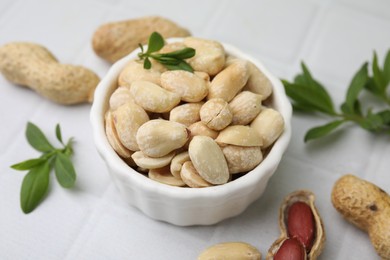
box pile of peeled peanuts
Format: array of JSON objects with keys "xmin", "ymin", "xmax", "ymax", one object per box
[{"xmin": 104, "ymin": 37, "xmax": 285, "ymax": 188}]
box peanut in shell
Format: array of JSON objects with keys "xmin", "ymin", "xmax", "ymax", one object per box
[{"xmin": 331, "ymin": 174, "xmax": 390, "ymax": 259}]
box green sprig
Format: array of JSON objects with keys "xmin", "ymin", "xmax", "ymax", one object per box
[
  {"xmin": 138, "ymin": 32, "xmax": 195, "ymax": 72},
  {"xmin": 283, "ymin": 50, "xmax": 390, "ymax": 142},
  {"xmin": 11, "ymin": 122, "xmax": 76, "ymax": 213}
]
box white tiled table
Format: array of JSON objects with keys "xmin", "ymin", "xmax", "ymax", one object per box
[{"xmin": 0, "ymin": 0, "xmax": 389, "ymax": 259}]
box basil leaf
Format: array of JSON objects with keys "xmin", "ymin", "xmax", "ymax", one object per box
[
  {"xmin": 160, "ymin": 48, "xmax": 196, "ymax": 59},
  {"xmin": 342, "ymin": 63, "xmax": 368, "ymax": 114},
  {"xmin": 372, "ymin": 52, "xmax": 386, "ymax": 92},
  {"xmin": 384, "ymin": 50, "xmax": 390, "ymax": 85},
  {"xmin": 304, "ymin": 120, "xmax": 345, "ymax": 142},
  {"xmin": 359, "ymin": 111, "xmax": 383, "ymax": 131},
  {"xmin": 143, "ymin": 57, "xmax": 151, "ymax": 69},
  {"xmin": 26, "ymin": 122, "xmax": 55, "ymax": 152},
  {"xmin": 54, "ymin": 152, "xmax": 76, "ymax": 188},
  {"xmin": 55, "ymin": 124, "xmax": 63, "ymax": 144},
  {"xmin": 20, "ymin": 161, "xmax": 50, "ymax": 214},
  {"xmin": 146, "ymin": 32, "xmax": 164, "ymax": 54},
  {"xmin": 11, "ymin": 158, "xmax": 46, "ymax": 171}
]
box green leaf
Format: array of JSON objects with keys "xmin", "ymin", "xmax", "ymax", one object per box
[
  {"xmin": 290, "ymin": 63, "xmax": 336, "ymax": 114},
  {"xmin": 155, "ymin": 56, "xmax": 182, "ymax": 65},
  {"xmin": 377, "ymin": 110, "xmax": 390, "ymax": 125},
  {"xmin": 20, "ymin": 161, "xmax": 50, "ymax": 214},
  {"xmin": 359, "ymin": 111, "xmax": 384, "ymax": 131},
  {"xmin": 26, "ymin": 122, "xmax": 55, "ymax": 152},
  {"xmin": 11, "ymin": 158, "xmax": 46, "ymax": 171},
  {"xmin": 160, "ymin": 48, "xmax": 196, "ymax": 59},
  {"xmin": 164, "ymin": 61, "xmax": 194, "ymax": 72},
  {"xmin": 143, "ymin": 57, "xmax": 151, "ymax": 69},
  {"xmin": 384, "ymin": 50, "xmax": 390, "ymax": 84},
  {"xmin": 283, "ymin": 80, "xmax": 336, "ymax": 115},
  {"xmin": 54, "ymin": 152, "xmax": 76, "ymax": 188},
  {"xmin": 138, "ymin": 43, "xmax": 144, "ymax": 54},
  {"xmin": 304, "ymin": 120, "xmax": 345, "ymax": 142},
  {"xmin": 55, "ymin": 124, "xmax": 63, "ymax": 144},
  {"xmin": 343, "ymin": 63, "xmax": 368, "ymax": 114},
  {"xmin": 372, "ymin": 51, "xmax": 386, "ymax": 92},
  {"xmin": 146, "ymin": 32, "xmax": 164, "ymax": 54},
  {"xmin": 364, "ymin": 77, "xmax": 382, "ymax": 96}
]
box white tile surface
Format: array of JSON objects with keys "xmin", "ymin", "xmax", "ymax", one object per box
[{"xmin": 0, "ymin": 0, "xmax": 389, "ymax": 259}]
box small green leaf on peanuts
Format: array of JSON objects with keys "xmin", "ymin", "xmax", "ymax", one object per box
[
  {"xmin": 160, "ymin": 48, "xmax": 196, "ymax": 59},
  {"xmin": 146, "ymin": 32, "xmax": 165, "ymax": 54},
  {"xmin": 143, "ymin": 57, "xmax": 151, "ymax": 69}
]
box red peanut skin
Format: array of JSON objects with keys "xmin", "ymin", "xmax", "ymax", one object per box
[
  {"xmin": 287, "ymin": 202, "xmax": 315, "ymax": 251},
  {"xmin": 274, "ymin": 238, "xmax": 305, "ymax": 260}
]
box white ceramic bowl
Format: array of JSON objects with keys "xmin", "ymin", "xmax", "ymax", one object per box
[{"xmin": 90, "ymin": 38, "xmax": 292, "ymax": 226}]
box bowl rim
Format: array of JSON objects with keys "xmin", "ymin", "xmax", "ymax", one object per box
[{"xmin": 90, "ymin": 37, "xmax": 292, "ymax": 200}]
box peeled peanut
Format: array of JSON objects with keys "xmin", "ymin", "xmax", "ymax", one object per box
[
  {"xmin": 170, "ymin": 151, "xmax": 190, "ymax": 179},
  {"xmin": 130, "ymin": 80, "xmax": 180, "ymax": 113},
  {"xmin": 267, "ymin": 190, "xmax": 325, "ymax": 260},
  {"xmin": 136, "ymin": 119, "xmax": 189, "ymax": 157},
  {"xmin": 112, "ymin": 102, "xmax": 149, "ymax": 151},
  {"xmin": 229, "ymin": 91, "xmax": 262, "ymax": 125},
  {"xmin": 180, "ymin": 161, "xmax": 212, "ymax": 188},
  {"xmin": 244, "ymin": 61, "xmax": 273, "ymax": 100},
  {"xmin": 131, "ymin": 151, "xmax": 175, "ymax": 169},
  {"xmin": 200, "ymin": 98, "xmax": 233, "ymax": 131},
  {"xmin": 188, "ymin": 121, "xmax": 219, "ymax": 140},
  {"xmin": 92, "ymin": 16, "xmax": 190, "ymax": 63},
  {"xmin": 118, "ymin": 60, "xmax": 163, "ymax": 87},
  {"xmin": 273, "ymin": 238, "xmax": 305, "ymax": 260},
  {"xmin": 332, "ymin": 175, "xmax": 390, "ymax": 259},
  {"xmin": 221, "ymin": 145, "xmax": 263, "ymax": 174},
  {"xmin": 104, "ymin": 111, "xmax": 132, "ymax": 158},
  {"xmin": 161, "ymin": 70, "xmax": 208, "ymax": 102},
  {"xmin": 184, "ymin": 37, "xmax": 225, "ymax": 76},
  {"xmin": 250, "ymin": 108, "xmax": 284, "ymax": 148},
  {"xmin": 148, "ymin": 166, "xmax": 186, "ymax": 187},
  {"xmin": 216, "ymin": 125, "xmax": 262, "ymax": 147},
  {"xmin": 109, "ymin": 86, "xmax": 134, "ymax": 110},
  {"xmin": 169, "ymin": 102, "xmax": 203, "ymax": 127},
  {"xmin": 0, "ymin": 42, "xmax": 99, "ymax": 105},
  {"xmin": 208, "ymin": 60, "xmax": 250, "ymax": 102},
  {"xmin": 198, "ymin": 242, "xmax": 261, "ymax": 260},
  {"xmin": 188, "ymin": 136, "xmax": 229, "ymax": 185}
]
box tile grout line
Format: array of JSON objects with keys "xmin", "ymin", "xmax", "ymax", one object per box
[
  {"xmin": 285, "ymin": 0, "xmax": 334, "ymax": 78},
  {"xmin": 62, "ymin": 182, "xmax": 115, "ymax": 260}
]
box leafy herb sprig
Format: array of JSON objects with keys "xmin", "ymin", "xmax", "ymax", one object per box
[
  {"xmin": 283, "ymin": 50, "xmax": 390, "ymax": 142},
  {"xmin": 11, "ymin": 122, "xmax": 76, "ymax": 213},
  {"xmin": 138, "ymin": 32, "xmax": 195, "ymax": 72}
]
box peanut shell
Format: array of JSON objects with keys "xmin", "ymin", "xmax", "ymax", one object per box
[
  {"xmin": 267, "ymin": 190, "xmax": 325, "ymax": 260},
  {"xmin": 331, "ymin": 175, "xmax": 390, "ymax": 259},
  {"xmin": 92, "ymin": 16, "xmax": 190, "ymax": 63}
]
